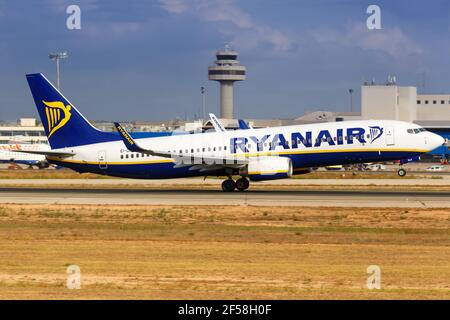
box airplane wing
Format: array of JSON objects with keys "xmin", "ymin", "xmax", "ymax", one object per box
[
  {"xmin": 11, "ymin": 150, "xmax": 75, "ymax": 157},
  {"xmin": 208, "ymin": 113, "xmax": 226, "ymax": 132},
  {"xmin": 114, "ymin": 122, "xmax": 247, "ymax": 168}
]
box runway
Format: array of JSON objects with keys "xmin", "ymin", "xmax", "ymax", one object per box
[{"xmin": 1, "ymin": 187, "xmax": 450, "ymax": 207}]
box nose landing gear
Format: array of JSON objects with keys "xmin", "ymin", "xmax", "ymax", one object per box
[
  {"xmin": 221, "ymin": 177, "xmax": 250, "ymax": 192},
  {"xmin": 397, "ymin": 168, "xmax": 407, "ymax": 177}
]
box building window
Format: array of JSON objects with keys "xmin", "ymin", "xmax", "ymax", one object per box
[
  {"xmin": 433, "ymin": 100, "xmax": 437, "ymax": 104},
  {"xmin": 417, "ymin": 100, "xmax": 421, "ymax": 104},
  {"xmin": 425, "ymin": 100, "xmax": 429, "ymax": 104},
  {"xmin": 442, "ymin": 100, "xmax": 445, "ymax": 104}
]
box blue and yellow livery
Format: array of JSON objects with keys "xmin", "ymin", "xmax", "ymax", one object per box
[{"xmin": 23, "ymin": 73, "xmax": 445, "ymax": 192}]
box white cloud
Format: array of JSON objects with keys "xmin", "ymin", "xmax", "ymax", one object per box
[
  {"xmin": 158, "ymin": 0, "xmax": 292, "ymax": 53},
  {"xmin": 45, "ymin": 0, "xmax": 99, "ymax": 12},
  {"xmin": 159, "ymin": 0, "xmax": 188, "ymax": 14},
  {"xmin": 311, "ymin": 23, "xmax": 423, "ymax": 59}
]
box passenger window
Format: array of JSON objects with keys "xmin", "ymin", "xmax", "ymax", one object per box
[
  {"xmin": 224, "ymin": 146, "xmax": 227, "ymax": 151},
  {"xmin": 202, "ymin": 148, "xmax": 205, "ymax": 152},
  {"xmin": 131, "ymin": 154, "xmax": 134, "ymax": 158},
  {"xmin": 125, "ymin": 154, "xmax": 129, "ymax": 159},
  {"xmin": 120, "ymin": 155, "xmax": 123, "ymax": 159},
  {"xmin": 218, "ymin": 146, "xmax": 222, "ymax": 151}
]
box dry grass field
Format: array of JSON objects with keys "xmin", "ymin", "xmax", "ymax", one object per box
[{"xmin": 0, "ymin": 204, "xmax": 449, "ymax": 299}]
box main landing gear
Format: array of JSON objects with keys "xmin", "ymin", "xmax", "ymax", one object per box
[
  {"xmin": 397, "ymin": 168, "xmax": 407, "ymax": 177},
  {"xmin": 221, "ymin": 177, "xmax": 250, "ymax": 192}
]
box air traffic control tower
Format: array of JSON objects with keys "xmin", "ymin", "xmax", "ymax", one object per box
[{"xmin": 208, "ymin": 46, "xmax": 246, "ymax": 119}]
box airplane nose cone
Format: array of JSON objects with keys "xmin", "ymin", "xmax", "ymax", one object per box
[{"xmin": 430, "ymin": 133, "xmax": 445, "ymax": 149}]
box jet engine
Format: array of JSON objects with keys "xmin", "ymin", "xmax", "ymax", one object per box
[{"xmin": 240, "ymin": 156, "xmax": 293, "ymax": 181}]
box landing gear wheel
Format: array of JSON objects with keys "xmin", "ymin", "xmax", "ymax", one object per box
[
  {"xmin": 221, "ymin": 179, "xmax": 236, "ymax": 192},
  {"xmin": 397, "ymin": 168, "xmax": 407, "ymax": 177},
  {"xmin": 235, "ymin": 177, "xmax": 250, "ymax": 191}
]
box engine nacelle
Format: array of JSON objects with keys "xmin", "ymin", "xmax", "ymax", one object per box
[{"xmin": 240, "ymin": 156, "xmax": 293, "ymax": 181}]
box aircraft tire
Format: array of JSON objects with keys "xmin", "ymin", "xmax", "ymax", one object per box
[
  {"xmin": 397, "ymin": 168, "xmax": 407, "ymax": 177},
  {"xmin": 221, "ymin": 179, "xmax": 236, "ymax": 192},
  {"xmin": 236, "ymin": 177, "xmax": 250, "ymax": 191}
]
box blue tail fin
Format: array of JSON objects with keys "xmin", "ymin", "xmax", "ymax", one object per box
[{"xmin": 26, "ymin": 73, "xmax": 116, "ymax": 149}]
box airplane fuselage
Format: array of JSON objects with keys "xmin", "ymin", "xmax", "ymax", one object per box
[{"xmin": 46, "ymin": 120, "xmax": 441, "ymax": 179}]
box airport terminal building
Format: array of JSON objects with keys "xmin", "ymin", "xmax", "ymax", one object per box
[{"xmin": 360, "ymin": 81, "xmax": 450, "ymax": 160}]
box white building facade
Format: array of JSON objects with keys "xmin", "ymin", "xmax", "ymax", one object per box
[{"xmin": 361, "ymin": 83, "xmax": 450, "ymax": 122}]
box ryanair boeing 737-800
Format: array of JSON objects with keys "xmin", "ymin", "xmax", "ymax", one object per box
[{"xmin": 17, "ymin": 73, "xmax": 445, "ymax": 191}]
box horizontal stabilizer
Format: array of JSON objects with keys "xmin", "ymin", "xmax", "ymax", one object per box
[{"xmin": 12, "ymin": 150, "xmax": 75, "ymax": 157}]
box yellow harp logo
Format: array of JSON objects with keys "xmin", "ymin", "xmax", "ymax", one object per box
[{"xmin": 42, "ymin": 101, "xmax": 72, "ymax": 138}]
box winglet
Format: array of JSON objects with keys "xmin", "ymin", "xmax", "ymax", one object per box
[
  {"xmin": 209, "ymin": 113, "xmax": 226, "ymax": 132},
  {"xmin": 114, "ymin": 122, "xmax": 143, "ymax": 152},
  {"xmin": 238, "ymin": 119, "xmax": 251, "ymax": 130},
  {"xmin": 114, "ymin": 122, "xmax": 171, "ymax": 158}
]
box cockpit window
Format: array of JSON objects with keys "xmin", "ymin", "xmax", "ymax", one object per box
[{"xmin": 407, "ymin": 128, "xmax": 427, "ymax": 134}]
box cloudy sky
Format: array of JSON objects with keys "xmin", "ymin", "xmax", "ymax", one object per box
[{"xmin": 0, "ymin": 0, "xmax": 449, "ymax": 121}]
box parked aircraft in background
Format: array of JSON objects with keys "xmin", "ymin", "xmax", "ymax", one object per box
[
  {"xmin": 0, "ymin": 143, "xmax": 50, "ymax": 168},
  {"xmin": 18, "ymin": 73, "xmax": 445, "ymax": 191}
]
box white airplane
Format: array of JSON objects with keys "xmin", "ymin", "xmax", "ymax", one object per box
[
  {"xmin": 0, "ymin": 143, "xmax": 50, "ymax": 168},
  {"xmin": 18, "ymin": 73, "xmax": 445, "ymax": 191}
]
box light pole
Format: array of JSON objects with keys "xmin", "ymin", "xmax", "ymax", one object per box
[
  {"xmin": 349, "ymin": 89, "xmax": 354, "ymax": 113},
  {"xmin": 49, "ymin": 51, "xmax": 69, "ymax": 90},
  {"xmin": 201, "ymin": 86, "xmax": 206, "ymax": 120}
]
